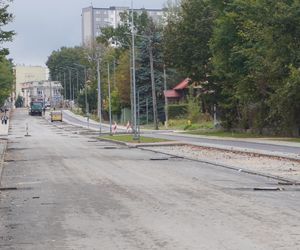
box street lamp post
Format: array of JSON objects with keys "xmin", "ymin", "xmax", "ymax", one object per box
[
  {"xmin": 137, "ymin": 88, "xmax": 141, "ymax": 141},
  {"xmin": 67, "ymin": 68, "xmax": 72, "ymax": 101},
  {"xmin": 131, "ymin": 0, "xmax": 138, "ymax": 140},
  {"xmin": 108, "ymin": 62, "xmax": 112, "ymax": 135},
  {"xmin": 163, "ymin": 64, "xmax": 169, "ymax": 128},
  {"xmin": 67, "ymin": 66, "xmax": 80, "ymax": 102},
  {"xmin": 58, "ymin": 67, "xmax": 67, "ymax": 101},
  {"xmin": 96, "ymin": 56, "xmax": 102, "ymax": 135},
  {"xmin": 74, "ymin": 63, "xmax": 89, "ymax": 116}
]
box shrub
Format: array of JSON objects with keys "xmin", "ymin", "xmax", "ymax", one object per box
[{"xmin": 168, "ymin": 104, "xmax": 188, "ymax": 119}]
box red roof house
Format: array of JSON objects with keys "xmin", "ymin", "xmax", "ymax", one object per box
[{"xmin": 164, "ymin": 78, "xmax": 191, "ymax": 102}]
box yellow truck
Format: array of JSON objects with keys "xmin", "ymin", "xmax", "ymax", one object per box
[{"xmin": 50, "ymin": 110, "xmax": 63, "ymax": 122}]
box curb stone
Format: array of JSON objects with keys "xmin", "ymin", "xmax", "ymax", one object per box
[
  {"xmin": 96, "ymin": 137, "xmax": 300, "ymax": 185},
  {"xmin": 139, "ymin": 147, "xmax": 300, "ymax": 185},
  {"xmin": 97, "ymin": 137, "xmax": 185, "ymax": 148}
]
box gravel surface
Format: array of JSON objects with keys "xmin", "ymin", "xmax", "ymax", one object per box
[{"xmin": 149, "ymin": 145, "xmax": 300, "ymax": 182}]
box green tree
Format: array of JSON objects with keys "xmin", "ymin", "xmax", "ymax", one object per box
[
  {"xmin": 0, "ymin": 0, "xmax": 14, "ymax": 58},
  {"xmin": 163, "ymin": 0, "xmax": 216, "ymax": 82},
  {"xmin": 211, "ymin": 0, "xmax": 300, "ymax": 133},
  {"xmin": 0, "ymin": 57, "xmax": 14, "ymax": 106},
  {"xmin": 46, "ymin": 46, "xmax": 88, "ymax": 100},
  {"xmin": 115, "ymin": 50, "xmax": 131, "ymax": 108}
]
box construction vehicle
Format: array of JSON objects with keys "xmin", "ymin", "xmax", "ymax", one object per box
[{"xmin": 29, "ymin": 101, "xmax": 43, "ymax": 116}]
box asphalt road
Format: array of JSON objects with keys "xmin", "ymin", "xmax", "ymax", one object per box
[
  {"xmin": 145, "ymin": 133, "xmax": 300, "ymax": 155},
  {"xmin": 61, "ymin": 111, "xmax": 125, "ymax": 133},
  {"xmin": 0, "ymin": 108, "xmax": 299, "ymax": 249},
  {"xmin": 62, "ymin": 110, "xmax": 300, "ymax": 156}
]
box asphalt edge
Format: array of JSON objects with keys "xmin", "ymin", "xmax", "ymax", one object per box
[{"xmin": 97, "ymin": 136, "xmax": 300, "ymax": 185}]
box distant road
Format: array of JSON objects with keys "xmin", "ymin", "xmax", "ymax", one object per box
[{"xmin": 61, "ymin": 110, "xmax": 300, "ymax": 158}]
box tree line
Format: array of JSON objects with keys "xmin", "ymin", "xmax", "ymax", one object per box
[
  {"xmin": 163, "ymin": 0, "xmax": 300, "ymax": 135},
  {"xmin": 0, "ymin": 0, "xmax": 14, "ymax": 107},
  {"xmin": 47, "ymin": 0, "xmax": 300, "ymax": 135}
]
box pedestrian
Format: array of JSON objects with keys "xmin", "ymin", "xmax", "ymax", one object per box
[{"xmin": 1, "ymin": 114, "xmax": 8, "ymax": 125}]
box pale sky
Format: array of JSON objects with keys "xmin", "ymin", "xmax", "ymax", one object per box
[{"xmin": 5, "ymin": 0, "xmax": 167, "ymax": 67}]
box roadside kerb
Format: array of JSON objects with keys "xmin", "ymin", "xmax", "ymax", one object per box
[
  {"xmin": 139, "ymin": 147, "xmax": 300, "ymax": 185},
  {"xmin": 96, "ymin": 136, "xmax": 300, "ymax": 185},
  {"xmin": 97, "ymin": 136, "xmax": 185, "ymax": 148},
  {"xmin": 176, "ymin": 142, "xmax": 300, "ymax": 161},
  {"xmin": 143, "ymin": 137, "xmax": 300, "ymax": 161}
]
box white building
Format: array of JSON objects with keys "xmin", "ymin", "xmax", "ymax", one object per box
[
  {"xmin": 21, "ymin": 81, "xmax": 63, "ymax": 107},
  {"xmin": 82, "ymin": 6, "xmax": 165, "ymax": 46},
  {"xmin": 14, "ymin": 65, "xmax": 48, "ymax": 98}
]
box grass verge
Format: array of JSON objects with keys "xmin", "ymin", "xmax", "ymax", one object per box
[
  {"xmin": 185, "ymin": 130, "xmax": 300, "ymax": 142},
  {"xmin": 101, "ymin": 134, "xmax": 169, "ymax": 143},
  {"xmin": 185, "ymin": 130, "xmax": 264, "ymax": 138}
]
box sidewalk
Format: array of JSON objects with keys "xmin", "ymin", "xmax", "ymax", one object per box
[
  {"xmin": 0, "ymin": 118, "xmax": 9, "ymax": 183},
  {"xmin": 0, "ymin": 121, "xmax": 9, "ymax": 137}
]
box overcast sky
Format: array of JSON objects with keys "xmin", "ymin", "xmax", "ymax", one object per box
[{"xmin": 5, "ymin": 0, "xmax": 167, "ymax": 67}]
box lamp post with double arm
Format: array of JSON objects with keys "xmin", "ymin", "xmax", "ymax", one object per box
[{"xmin": 74, "ymin": 63, "xmax": 89, "ymax": 116}]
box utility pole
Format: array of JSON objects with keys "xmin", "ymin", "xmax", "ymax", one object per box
[
  {"xmin": 74, "ymin": 63, "xmax": 89, "ymax": 115},
  {"xmin": 137, "ymin": 89, "xmax": 140, "ymax": 140},
  {"xmin": 97, "ymin": 56, "xmax": 102, "ymax": 135},
  {"xmin": 76, "ymin": 70, "xmax": 79, "ymax": 102},
  {"xmin": 163, "ymin": 64, "xmax": 169, "ymax": 128},
  {"xmin": 63, "ymin": 71, "xmax": 66, "ymax": 100},
  {"xmin": 149, "ymin": 42, "xmax": 158, "ymax": 130},
  {"xmin": 50, "ymin": 81, "xmax": 52, "ymax": 108},
  {"xmin": 129, "ymin": 48, "xmax": 134, "ymax": 130},
  {"xmin": 113, "ymin": 58, "xmax": 116, "ymax": 88},
  {"xmin": 108, "ymin": 62, "xmax": 112, "ymax": 135},
  {"xmin": 146, "ymin": 97, "xmax": 149, "ymax": 125},
  {"xmin": 68, "ymin": 68, "xmax": 72, "ymax": 100},
  {"xmin": 84, "ymin": 68, "xmax": 88, "ymax": 116},
  {"xmin": 131, "ymin": 0, "xmax": 138, "ymax": 140}
]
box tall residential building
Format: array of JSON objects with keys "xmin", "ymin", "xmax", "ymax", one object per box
[
  {"xmin": 14, "ymin": 65, "xmax": 48, "ymax": 98},
  {"xmin": 82, "ymin": 6, "xmax": 164, "ymax": 46}
]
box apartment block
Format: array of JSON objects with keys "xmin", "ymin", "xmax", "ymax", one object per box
[{"xmin": 82, "ymin": 6, "xmax": 164, "ymax": 46}]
